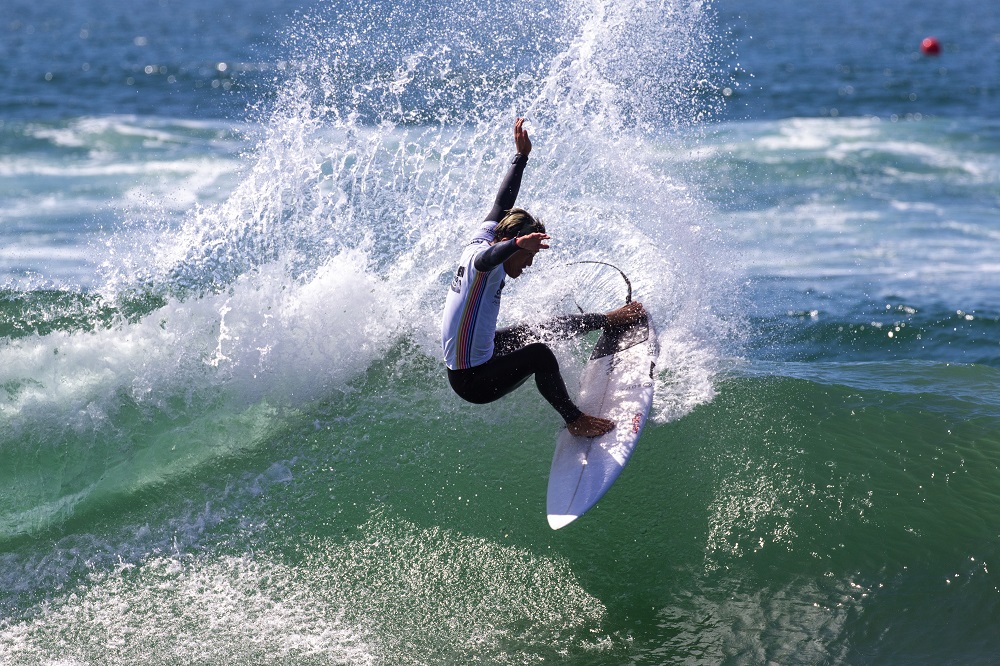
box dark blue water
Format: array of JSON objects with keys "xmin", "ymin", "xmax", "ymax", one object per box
[
  {"xmin": 2, "ymin": 0, "xmax": 1000, "ymax": 663},
  {"xmin": 719, "ymin": 0, "xmax": 1000, "ymax": 120},
  {"xmin": 0, "ymin": 0, "xmax": 293, "ymax": 120}
]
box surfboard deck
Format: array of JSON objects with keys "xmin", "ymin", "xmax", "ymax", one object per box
[{"xmin": 546, "ymin": 315, "xmax": 658, "ymax": 529}]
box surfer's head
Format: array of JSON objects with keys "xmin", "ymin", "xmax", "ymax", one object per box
[
  {"xmin": 496, "ymin": 209, "xmax": 547, "ymax": 279},
  {"xmin": 495, "ymin": 208, "xmax": 545, "ymax": 241}
]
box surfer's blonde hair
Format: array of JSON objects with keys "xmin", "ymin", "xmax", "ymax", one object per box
[{"xmin": 495, "ymin": 208, "xmax": 545, "ymax": 240}]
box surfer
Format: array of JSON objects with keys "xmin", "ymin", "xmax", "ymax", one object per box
[{"xmin": 441, "ymin": 118, "xmax": 645, "ymax": 437}]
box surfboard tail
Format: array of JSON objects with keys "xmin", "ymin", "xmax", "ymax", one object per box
[{"xmin": 547, "ymin": 513, "xmax": 579, "ymax": 530}]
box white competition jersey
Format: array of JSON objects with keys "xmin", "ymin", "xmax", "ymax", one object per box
[{"xmin": 441, "ymin": 221, "xmax": 506, "ymax": 370}]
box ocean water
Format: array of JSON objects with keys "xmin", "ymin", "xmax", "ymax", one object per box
[{"xmin": 2, "ymin": 0, "xmax": 999, "ymax": 663}]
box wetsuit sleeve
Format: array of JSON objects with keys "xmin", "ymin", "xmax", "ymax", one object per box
[
  {"xmin": 473, "ymin": 153, "xmax": 530, "ymax": 273},
  {"xmin": 484, "ymin": 153, "xmax": 529, "ymax": 223},
  {"xmin": 473, "ymin": 237, "xmax": 520, "ymax": 272}
]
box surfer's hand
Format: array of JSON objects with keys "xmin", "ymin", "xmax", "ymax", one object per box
[
  {"xmin": 606, "ymin": 301, "xmax": 645, "ymax": 328},
  {"xmin": 514, "ymin": 232, "xmax": 549, "ymax": 252},
  {"xmin": 514, "ymin": 117, "xmax": 532, "ymax": 156}
]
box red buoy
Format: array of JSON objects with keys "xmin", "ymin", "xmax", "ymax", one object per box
[{"xmin": 920, "ymin": 37, "xmax": 941, "ymax": 56}]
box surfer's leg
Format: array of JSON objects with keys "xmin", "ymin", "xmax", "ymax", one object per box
[
  {"xmin": 448, "ymin": 357, "xmax": 532, "ymax": 405},
  {"xmin": 518, "ymin": 335, "xmax": 615, "ymax": 436},
  {"xmin": 518, "ymin": 343, "xmax": 584, "ymax": 423},
  {"xmin": 541, "ymin": 313, "xmax": 608, "ymax": 337},
  {"xmin": 448, "ymin": 343, "xmax": 584, "ymax": 423},
  {"xmin": 493, "ymin": 305, "xmax": 644, "ymax": 354},
  {"xmin": 511, "ymin": 345, "xmax": 614, "ymax": 435},
  {"xmin": 531, "ymin": 304, "xmax": 647, "ymax": 337},
  {"xmin": 492, "ymin": 324, "xmax": 533, "ymax": 356},
  {"xmin": 493, "ymin": 314, "xmax": 607, "ymax": 356}
]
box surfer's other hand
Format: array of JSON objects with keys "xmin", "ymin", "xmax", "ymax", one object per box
[
  {"xmin": 514, "ymin": 117, "xmax": 532, "ymax": 156},
  {"xmin": 514, "ymin": 231, "xmax": 549, "ymax": 252},
  {"xmin": 606, "ymin": 301, "xmax": 645, "ymax": 328},
  {"xmin": 567, "ymin": 414, "xmax": 615, "ymax": 437}
]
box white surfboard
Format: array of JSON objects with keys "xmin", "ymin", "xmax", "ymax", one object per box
[{"xmin": 546, "ymin": 315, "xmax": 658, "ymax": 529}]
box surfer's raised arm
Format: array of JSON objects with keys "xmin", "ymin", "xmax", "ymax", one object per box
[{"xmin": 484, "ymin": 117, "xmax": 533, "ymax": 223}]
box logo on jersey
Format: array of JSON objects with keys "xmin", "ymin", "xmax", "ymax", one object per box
[{"xmin": 450, "ymin": 266, "xmax": 465, "ymax": 293}]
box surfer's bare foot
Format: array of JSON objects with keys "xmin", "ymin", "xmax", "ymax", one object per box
[
  {"xmin": 567, "ymin": 414, "xmax": 615, "ymax": 437},
  {"xmin": 606, "ymin": 301, "xmax": 645, "ymax": 328}
]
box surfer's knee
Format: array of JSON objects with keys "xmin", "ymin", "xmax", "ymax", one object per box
[{"xmin": 522, "ymin": 342, "xmax": 559, "ymax": 372}]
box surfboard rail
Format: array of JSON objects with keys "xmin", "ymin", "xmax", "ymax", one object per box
[{"xmin": 546, "ymin": 315, "xmax": 658, "ymax": 529}]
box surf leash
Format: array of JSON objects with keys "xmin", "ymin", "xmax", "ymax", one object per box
[{"xmin": 560, "ymin": 260, "xmax": 633, "ymax": 304}]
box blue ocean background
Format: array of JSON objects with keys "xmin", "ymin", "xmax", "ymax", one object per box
[{"xmin": 2, "ymin": 0, "xmax": 999, "ymax": 663}]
